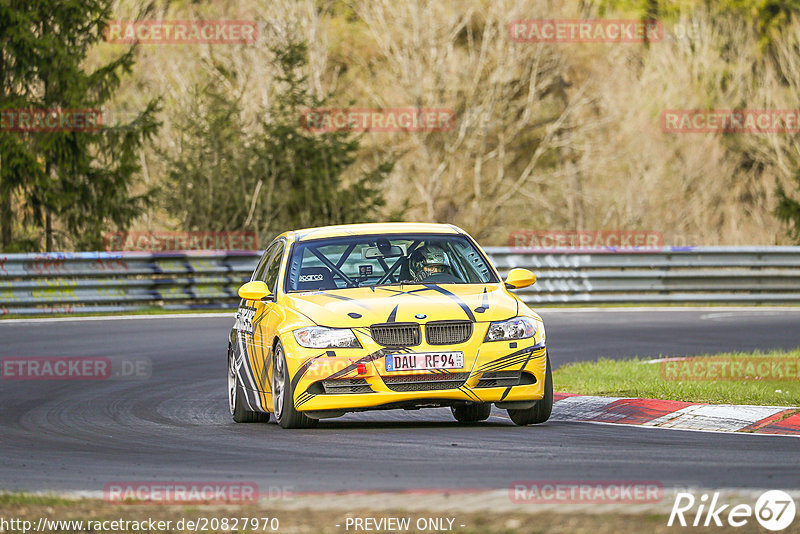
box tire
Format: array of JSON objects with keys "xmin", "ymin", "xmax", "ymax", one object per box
[
  {"xmin": 272, "ymin": 341, "xmax": 318, "ymax": 429},
  {"xmin": 507, "ymin": 353, "xmax": 553, "ymax": 426},
  {"xmin": 451, "ymin": 403, "xmax": 492, "ymax": 423},
  {"xmin": 228, "ymin": 345, "xmax": 270, "ymax": 423}
]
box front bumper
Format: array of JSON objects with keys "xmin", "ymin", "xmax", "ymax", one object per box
[{"xmin": 281, "ymin": 324, "xmax": 547, "ymax": 413}]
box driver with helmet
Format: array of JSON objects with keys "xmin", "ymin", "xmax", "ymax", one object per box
[{"xmin": 409, "ymin": 245, "xmax": 452, "ymax": 282}]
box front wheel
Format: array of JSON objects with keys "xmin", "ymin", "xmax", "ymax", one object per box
[
  {"xmin": 272, "ymin": 341, "xmax": 318, "ymax": 429},
  {"xmin": 228, "ymin": 345, "xmax": 269, "ymax": 423},
  {"xmin": 507, "ymin": 353, "xmax": 553, "ymax": 426}
]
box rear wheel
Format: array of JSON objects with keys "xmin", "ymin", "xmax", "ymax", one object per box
[
  {"xmin": 272, "ymin": 341, "xmax": 318, "ymax": 429},
  {"xmin": 507, "ymin": 354, "xmax": 553, "ymax": 426},
  {"xmin": 451, "ymin": 403, "xmax": 492, "ymax": 423},
  {"xmin": 228, "ymin": 345, "xmax": 269, "ymax": 423}
]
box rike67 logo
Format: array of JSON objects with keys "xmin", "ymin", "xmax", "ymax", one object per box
[{"xmin": 668, "ymin": 490, "xmax": 796, "ymax": 531}]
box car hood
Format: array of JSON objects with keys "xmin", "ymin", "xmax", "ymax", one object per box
[{"xmin": 282, "ymin": 284, "xmax": 519, "ymax": 327}]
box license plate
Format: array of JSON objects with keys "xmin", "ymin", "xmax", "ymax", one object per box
[{"xmin": 385, "ymin": 352, "xmax": 464, "ymax": 372}]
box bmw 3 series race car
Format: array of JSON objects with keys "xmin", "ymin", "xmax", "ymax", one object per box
[{"xmin": 227, "ymin": 222, "xmax": 551, "ymax": 428}]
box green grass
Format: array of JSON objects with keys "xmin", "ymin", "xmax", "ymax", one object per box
[
  {"xmin": 554, "ymin": 349, "xmax": 800, "ymax": 406},
  {"xmin": 0, "ymin": 492, "xmax": 75, "ymax": 506},
  {"xmin": 0, "ymin": 491, "xmax": 682, "ymax": 534}
]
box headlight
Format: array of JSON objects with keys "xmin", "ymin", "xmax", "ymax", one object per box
[
  {"xmin": 484, "ymin": 317, "xmax": 537, "ymax": 342},
  {"xmin": 293, "ymin": 326, "xmax": 361, "ymax": 348}
]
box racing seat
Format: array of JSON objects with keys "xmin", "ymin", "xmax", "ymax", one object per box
[{"xmin": 297, "ymin": 267, "xmax": 337, "ymax": 291}]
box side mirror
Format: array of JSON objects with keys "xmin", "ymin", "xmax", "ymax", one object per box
[
  {"xmin": 504, "ymin": 268, "xmax": 536, "ymax": 290},
  {"xmin": 238, "ymin": 281, "xmax": 271, "ymax": 301}
]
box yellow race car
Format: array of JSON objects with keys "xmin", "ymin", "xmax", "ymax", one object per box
[{"xmin": 227, "ymin": 222, "xmax": 551, "ymax": 428}]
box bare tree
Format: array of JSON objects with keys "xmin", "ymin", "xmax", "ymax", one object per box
[{"xmin": 353, "ymin": 0, "xmax": 593, "ymax": 241}]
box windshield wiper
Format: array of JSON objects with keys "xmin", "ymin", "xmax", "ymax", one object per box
[{"xmin": 369, "ymin": 280, "xmax": 415, "ymax": 287}]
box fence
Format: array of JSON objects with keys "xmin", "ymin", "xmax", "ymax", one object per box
[{"xmin": 1, "ymin": 247, "xmax": 799, "ymax": 315}]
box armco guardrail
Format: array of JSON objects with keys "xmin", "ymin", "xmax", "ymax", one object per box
[
  {"xmin": 0, "ymin": 251, "xmax": 259, "ymax": 316},
  {"xmin": 1, "ymin": 247, "xmax": 800, "ymax": 315},
  {"xmin": 486, "ymin": 246, "xmax": 800, "ymax": 304}
]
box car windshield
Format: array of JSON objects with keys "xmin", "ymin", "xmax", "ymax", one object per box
[{"xmin": 285, "ymin": 233, "xmax": 498, "ymax": 291}]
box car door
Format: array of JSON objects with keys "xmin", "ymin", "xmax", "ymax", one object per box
[
  {"xmin": 235, "ymin": 241, "xmax": 280, "ymax": 408},
  {"xmin": 256, "ymin": 240, "xmax": 286, "ymax": 412}
]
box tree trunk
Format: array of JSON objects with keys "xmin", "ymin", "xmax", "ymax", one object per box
[
  {"xmin": 1, "ymin": 192, "xmax": 11, "ymax": 250},
  {"xmin": 1, "ymin": 43, "xmax": 9, "ymax": 250},
  {"xmin": 45, "ymin": 209, "xmax": 52, "ymax": 252},
  {"xmin": 45, "ymin": 160, "xmax": 53, "ymax": 252}
]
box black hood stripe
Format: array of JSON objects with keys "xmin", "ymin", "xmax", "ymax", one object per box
[{"xmin": 424, "ymin": 284, "xmax": 476, "ymax": 322}]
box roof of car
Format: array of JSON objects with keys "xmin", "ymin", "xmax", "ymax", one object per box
[{"xmin": 289, "ymin": 222, "xmax": 463, "ymax": 242}]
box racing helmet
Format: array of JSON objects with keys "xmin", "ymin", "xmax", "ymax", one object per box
[{"xmin": 409, "ymin": 245, "xmax": 451, "ymax": 280}]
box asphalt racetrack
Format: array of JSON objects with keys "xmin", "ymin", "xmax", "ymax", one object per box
[{"xmin": 1, "ymin": 308, "xmax": 799, "ymax": 494}]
